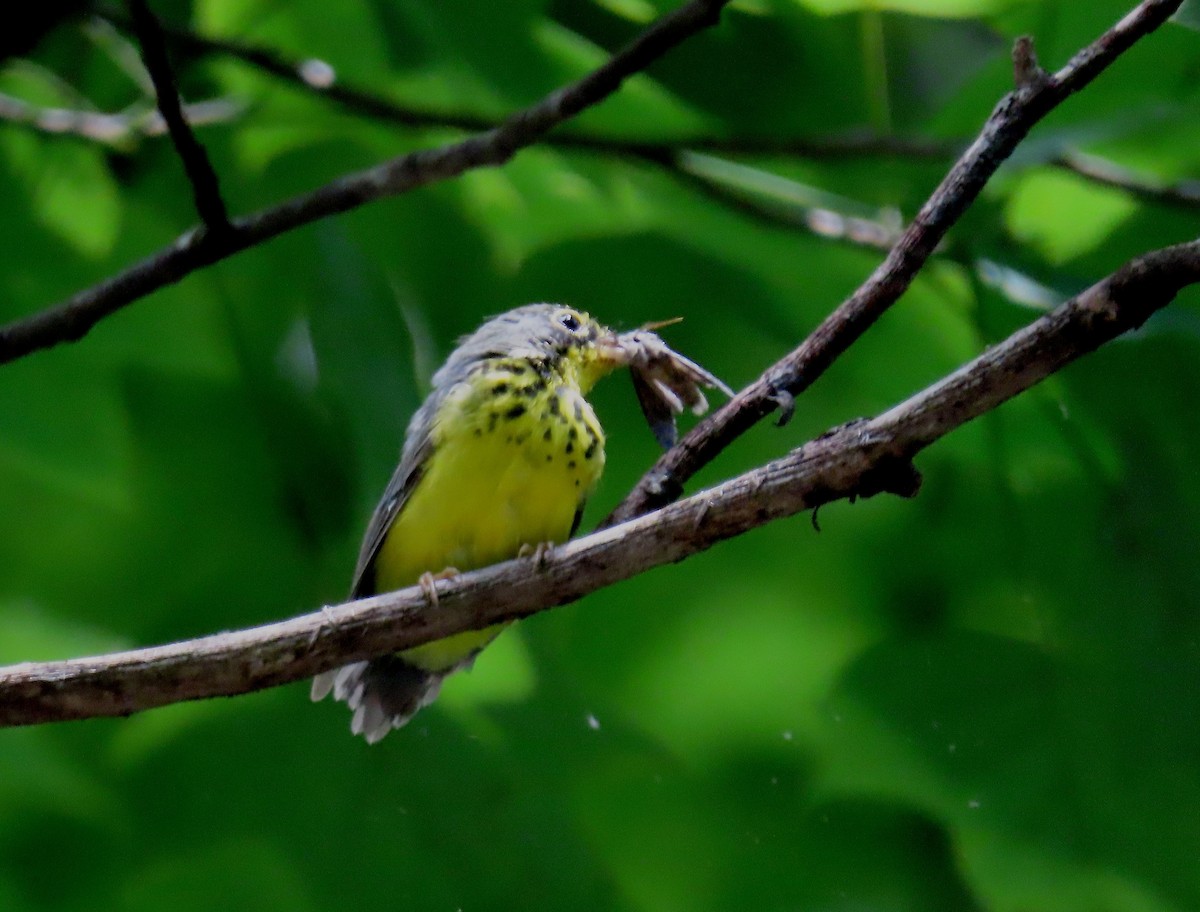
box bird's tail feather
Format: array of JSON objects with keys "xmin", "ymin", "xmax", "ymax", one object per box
[{"xmin": 311, "ymin": 655, "xmax": 444, "ymax": 744}]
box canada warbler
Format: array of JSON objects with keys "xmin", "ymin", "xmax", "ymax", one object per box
[{"xmin": 312, "ymin": 304, "xmax": 631, "ymax": 743}]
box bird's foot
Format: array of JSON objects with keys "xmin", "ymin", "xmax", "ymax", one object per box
[
  {"xmin": 517, "ymin": 541, "xmax": 555, "ymax": 571},
  {"xmin": 418, "ymin": 567, "xmax": 460, "ymax": 607},
  {"xmin": 306, "ymin": 604, "xmax": 339, "ymax": 651}
]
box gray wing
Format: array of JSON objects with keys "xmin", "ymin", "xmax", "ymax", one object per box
[
  {"xmin": 349, "ymin": 311, "xmax": 555, "ymax": 597},
  {"xmin": 350, "ymin": 396, "xmax": 438, "ymax": 599}
]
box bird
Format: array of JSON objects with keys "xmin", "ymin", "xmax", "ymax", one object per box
[{"xmin": 311, "ymin": 303, "xmax": 632, "ymax": 743}]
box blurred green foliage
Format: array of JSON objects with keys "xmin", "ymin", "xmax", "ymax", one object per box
[{"xmin": 2, "ymin": 0, "xmax": 1199, "ymax": 909}]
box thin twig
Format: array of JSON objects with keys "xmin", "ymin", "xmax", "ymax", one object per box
[
  {"xmin": 123, "ymin": 14, "xmax": 1200, "ymax": 216},
  {"xmin": 114, "ymin": 14, "xmax": 959, "ymax": 162},
  {"xmin": 661, "ymin": 160, "xmax": 899, "ymax": 250},
  {"xmin": 607, "ymin": 0, "xmax": 1185, "ymax": 524},
  {"xmin": 126, "ymin": 0, "xmax": 230, "ymax": 231},
  {"xmin": 0, "ymin": 91, "xmax": 243, "ymax": 146},
  {"xmin": 1, "ymin": 237, "xmax": 1195, "ymax": 727},
  {"xmin": 114, "ymin": 8, "xmax": 1200, "ymax": 244},
  {"xmin": 1051, "ymin": 150, "xmax": 1200, "ymax": 211},
  {"xmin": 0, "ymin": 0, "xmax": 732, "ymax": 366}
]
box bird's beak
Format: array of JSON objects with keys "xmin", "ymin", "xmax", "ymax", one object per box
[{"xmin": 594, "ymin": 318, "xmax": 684, "ymax": 367}]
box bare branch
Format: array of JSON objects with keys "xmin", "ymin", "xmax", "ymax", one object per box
[
  {"xmin": 607, "ymin": 0, "xmax": 1185, "ymax": 524},
  {"xmin": 115, "ymin": 17, "xmax": 503, "ymax": 134},
  {"xmin": 95, "ymin": 14, "xmax": 915, "ymax": 252},
  {"xmin": 134, "ymin": 14, "xmax": 1200, "ymax": 216},
  {"xmin": 632, "ymin": 150, "xmax": 901, "ymax": 251},
  {"xmin": 116, "ymin": 15, "xmax": 960, "ymax": 162},
  {"xmin": 1051, "ymin": 150, "xmax": 1200, "ymax": 211},
  {"xmin": 126, "ymin": 0, "xmax": 230, "ymax": 232},
  {"xmin": 0, "ymin": 90, "xmax": 242, "ymax": 146},
  {"xmin": 0, "ymin": 237, "xmax": 1196, "ymax": 728},
  {"xmin": 0, "ymin": 0, "xmax": 732, "ymax": 366}
]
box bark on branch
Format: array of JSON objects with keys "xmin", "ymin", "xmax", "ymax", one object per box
[{"xmin": 1, "ymin": 238, "xmax": 1196, "ymax": 728}]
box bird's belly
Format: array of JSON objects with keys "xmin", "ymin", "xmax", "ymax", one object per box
[{"xmin": 373, "ymin": 391, "xmax": 604, "ymax": 672}]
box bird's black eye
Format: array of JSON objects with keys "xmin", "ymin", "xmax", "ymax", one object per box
[{"xmin": 559, "ymin": 311, "xmax": 582, "ymax": 332}]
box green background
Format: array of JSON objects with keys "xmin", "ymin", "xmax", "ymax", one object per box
[{"xmin": 3, "ymin": 0, "xmax": 1200, "ymax": 909}]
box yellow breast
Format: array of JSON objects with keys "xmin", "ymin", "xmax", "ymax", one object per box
[{"xmin": 373, "ymin": 361, "xmax": 606, "ymax": 671}]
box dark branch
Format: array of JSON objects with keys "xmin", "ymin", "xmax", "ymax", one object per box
[
  {"xmin": 106, "ymin": 12, "xmax": 916, "ymax": 252},
  {"xmin": 0, "ymin": 237, "xmax": 1195, "ymax": 727},
  {"xmin": 0, "ymin": 0, "xmax": 732, "ymax": 366},
  {"xmin": 119, "ymin": 16, "xmax": 959, "ymax": 162},
  {"xmin": 124, "ymin": 17, "xmax": 504, "ymax": 134},
  {"xmin": 129, "ymin": 14, "xmax": 1200, "ymax": 217},
  {"xmin": 637, "ymin": 151, "xmax": 900, "ymax": 251},
  {"xmin": 126, "ymin": 0, "xmax": 230, "ymax": 231},
  {"xmin": 1051, "ymin": 150, "xmax": 1200, "ymax": 211},
  {"xmin": 606, "ymin": 0, "xmax": 1185, "ymax": 524}
]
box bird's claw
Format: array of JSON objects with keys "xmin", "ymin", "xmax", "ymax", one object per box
[
  {"xmin": 418, "ymin": 567, "xmax": 460, "ymax": 607},
  {"xmin": 518, "ymin": 541, "xmax": 555, "ymax": 571},
  {"xmin": 767, "ymin": 385, "xmax": 796, "ymax": 427},
  {"xmin": 306, "ymin": 604, "xmax": 339, "ymax": 651}
]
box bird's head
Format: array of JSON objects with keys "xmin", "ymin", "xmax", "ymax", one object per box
[{"xmin": 444, "ymin": 303, "xmax": 628, "ymax": 394}]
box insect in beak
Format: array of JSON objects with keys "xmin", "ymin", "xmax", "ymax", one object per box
[{"xmin": 606, "ymin": 321, "xmax": 734, "ymax": 449}]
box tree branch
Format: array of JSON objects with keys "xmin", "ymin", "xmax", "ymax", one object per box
[
  {"xmin": 114, "ymin": 14, "xmax": 959, "ymax": 162},
  {"xmin": 131, "ymin": 14, "xmax": 1200, "ymax": 215},
  {"xmin": 126, "ymin": 0, "xmax": 230, "ymax": 232},
  {"xmin": 606, "ymin": 0, "xmax": 1185, "ymax": 524},
  {"xmin": 1051, "ymin": 150, "xmax": 1200, "ymax": 211},
  {"xmin": 0, "ymin": 90, "xmax": 242, "ymax": 146},
  {"xmin": 0, "ymin": 237, "xmax": 1196, "ymax": 728},
  {"xmin": 632, "ymin": 149, "xmax": 901, "ymax": 251},
  {"xmin": 0, "ymin": 0, "xmax": 731, "ymax": 366}
]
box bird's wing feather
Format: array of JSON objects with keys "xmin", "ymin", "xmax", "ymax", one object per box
[{"xmin": 349, "ymin": 401, "xmax": 438, "ymax": 598}]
